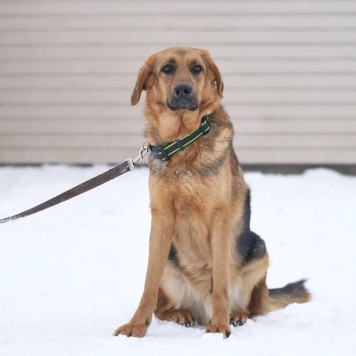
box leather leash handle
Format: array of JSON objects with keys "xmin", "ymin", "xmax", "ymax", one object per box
[{"xmin": 0, "ymin": 160, "xmax": 132, "ymax": 224}]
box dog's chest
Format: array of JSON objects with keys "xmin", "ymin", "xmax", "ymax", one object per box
[
  {"xmin": 169, "ymin": 167, "xmax": 215, "ymax": 253},
  {"xmin": 172, "ymin": 165, "xmax": 193, "ymax": 180},
  {"xmin": 170, "ymin": 166, "xmax": 211, "ymax": 214}
]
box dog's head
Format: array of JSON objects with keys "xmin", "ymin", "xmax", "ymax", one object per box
[{"xmin": 131, "ymin": 47, "xmax": 224, "ymax": 139}]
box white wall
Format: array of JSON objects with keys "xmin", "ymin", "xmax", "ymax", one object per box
[{"xmin": 1, "ymin": 0, "xmax": 355, "ymax": 164}]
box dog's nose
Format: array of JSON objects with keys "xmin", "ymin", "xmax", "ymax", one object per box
[{"xmin": 174, "ymin": 83, "xmax": 193, "ymax": 98}]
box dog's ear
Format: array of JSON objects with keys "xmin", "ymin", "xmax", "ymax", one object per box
[
  {"xmin": 131, "ymin": 55, "xmax": 156, "ymax": 106},
  {"xmin": 203, "ymin": 51, "xmax": 224, "ymax": 98}
]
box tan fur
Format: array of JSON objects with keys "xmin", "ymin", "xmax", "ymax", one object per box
[{"xmin": 113, "ymin": 47, "xmax": 310, "ymax": 338}]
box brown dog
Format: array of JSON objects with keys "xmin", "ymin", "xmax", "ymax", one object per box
[{"xmin": 113, "ymin": 47, "xmax": 310, "ymax": 338}]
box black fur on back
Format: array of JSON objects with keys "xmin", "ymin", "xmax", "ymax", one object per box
[{"xmin": 237, "ymin": 189, "xmax": 267, "ymax": 264}]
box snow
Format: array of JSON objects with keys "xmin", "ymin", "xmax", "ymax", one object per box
[{"xmin": 0, "ymin": 165, "xmax": 356, "ymax": 356}]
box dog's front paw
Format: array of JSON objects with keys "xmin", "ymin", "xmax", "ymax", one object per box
[
  {"xmin": 113, "ymin": 323, "xmax": 148, "ymax": 338},
  {"xmin": 205, "ymin": 324, "xmax": 231, "ymax": 338}
]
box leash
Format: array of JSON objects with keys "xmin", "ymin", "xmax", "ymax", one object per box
[
  {"xmin": 0, "ymin": 143, "xmax": 149, "ymax": 224},
  {"xmin": 0, "ymin": 115, "xmax": 211, "ymax": 225}
]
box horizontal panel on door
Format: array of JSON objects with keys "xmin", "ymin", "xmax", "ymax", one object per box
[
  {"xmin": 1, "ymin": 147, "xmax": 355, "ymax": 165},
  {"xmin": 0, "ymin": 134, "xmax": 144, "ymax": 149},
  {"xmin": 1, "ymin": 30, "xmax": 355, "ymax": 46},
  {"xmin": 2, "ymin": 45, "xmax": 356, "ymax": 61},
  {"xmin": 1, "ymin": 58, "xmax": 356, "ymax": 75},
  {"xmin": 1, "ymin": 2, "xmax": 355, "ymax": 15},
  {"xmin": 1, "ymin": 88, "xmax": 355, "ymax": 105},
  {"xmin": 1, "ymin": 74, "xmax": 356, "ymax": 90},
  {"xmin": 2, "ymin": 133, "xmax": 355, "ymax": 149},
  {"xmin": 2, "ymin": 15, "xmax": 356, "ymax": 30},
  {"xmin": 1, "ymin": 104, "xmax": 356, "ymax": 120},
  {"xmin": 1, "ymin": 118, "xmax": 355, "ymax": 134}
]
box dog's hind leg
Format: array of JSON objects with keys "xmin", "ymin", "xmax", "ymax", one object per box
[
  {"xmin": 230, "ymin": 232, "xmax": 270, "ymax": 326},
  {"xmin": 154, "ymin": 287, "xmax": 195, "ymax": 327},
  {"xmin": 230, "ymin": 268, "xmax": 269, "ymax": 327},
  {"xmin": 155, "ymin": 257, "xmax": 211, "ymax": 327},
  {"xmin": 247, "ymin": 274, "xmax": 269, "ymax": 316}
]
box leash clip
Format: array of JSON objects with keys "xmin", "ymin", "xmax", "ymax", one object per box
[{"xmin": 126, "ymin": 141, "xmax": 149, "ymax": 171}]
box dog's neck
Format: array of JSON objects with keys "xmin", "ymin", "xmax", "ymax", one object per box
[
  {"xmin": 148, "ymin": 115, "xmax": 211, "ymax": 162},
  {"xmin": 145, "ymin": 106, "xmax": 234, "ymax": 177}
]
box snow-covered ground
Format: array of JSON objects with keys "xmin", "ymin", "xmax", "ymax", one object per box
[{"xmin": 0, "ymin": 165, "xmax": 355, "ymax": 356}]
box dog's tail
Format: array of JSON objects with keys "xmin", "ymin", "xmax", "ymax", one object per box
[{"xmin": 268, "ymin": 279, "xmax": 311, "ymax": 312}]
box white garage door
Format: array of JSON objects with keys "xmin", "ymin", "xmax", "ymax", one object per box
[{"xmin": 0, "ymin": 1, "xmax": 355, "ymax": 164}]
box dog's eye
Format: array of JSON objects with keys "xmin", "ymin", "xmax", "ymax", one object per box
[
  {"xmin": 161, "ymin": 64, "xmax": 174, "ymax": 74},
  {"xmin": 192, "ymin": 65, "xmax": 203, "ymax": 74}
]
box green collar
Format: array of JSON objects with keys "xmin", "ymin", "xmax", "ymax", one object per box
[{"xmin": 149, "ymin": 115, "xmax": 211, "ymax": 161}]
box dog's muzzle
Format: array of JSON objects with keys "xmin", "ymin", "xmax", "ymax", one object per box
[{"xmin": 166, "ymin": 83, "xmax": 198, "ymax": 111}]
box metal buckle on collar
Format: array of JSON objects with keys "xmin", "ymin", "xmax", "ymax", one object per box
[{"xmin": 126, "ymin": 141, "xmax": 149, "ymax": 171}]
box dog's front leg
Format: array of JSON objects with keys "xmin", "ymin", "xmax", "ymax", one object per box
[
  {"xmin": 113, "ymin": 213, "xmax": 173, "ymax": 337},
  {"xmin": 206, "ymin": 213, "xmax": 232, "ymax": 338}
]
